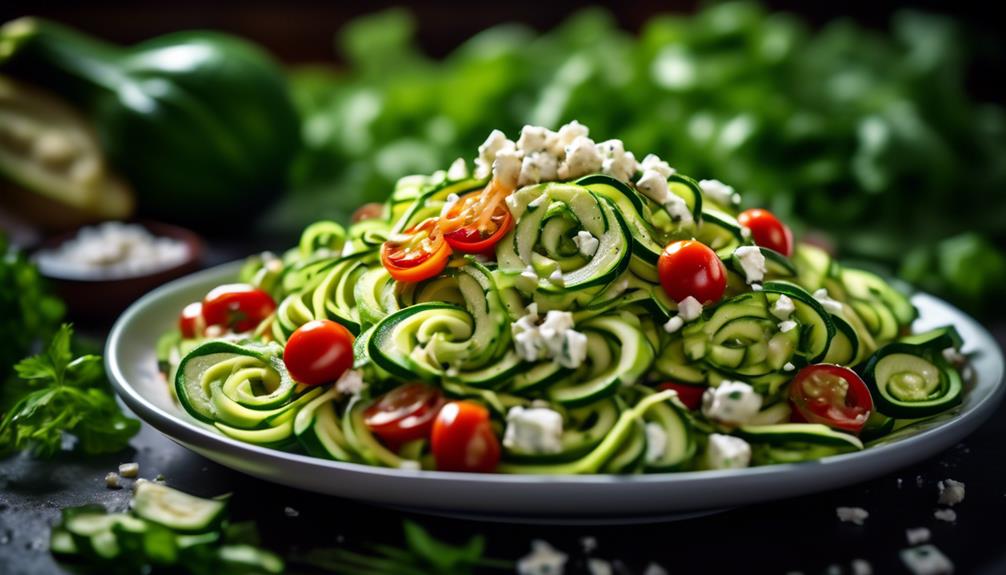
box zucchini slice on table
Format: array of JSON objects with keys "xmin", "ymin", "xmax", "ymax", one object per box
[{"xmin": 132, "ymin": 481, "xmax": 227, "ymax": 533}]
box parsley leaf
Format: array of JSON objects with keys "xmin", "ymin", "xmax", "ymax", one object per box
[
  {"xmin": 1, "ymin": 234, "xmax": 64, "ymax": 379},
  {"xmin": 0, "ymin": 324, "xmax": 139, "ymax": 457}
]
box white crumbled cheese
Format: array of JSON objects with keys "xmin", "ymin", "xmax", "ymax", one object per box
[
  {"xmin": 587, "ymin": 559, "xmax": 613, "ymax": 575},
  {"xmin": 580, "ymin": 536, "xmax": 597, "ymax": 553},
  {"xmin": 836, "ymin": 506, "xmax": 870, "ymax": 525},
  {"xmin": 644, "ymin": 422, "xmax": 668, "ymax": 464},
  {"xmin": 517, "ymin": 125, "xmax": 556, "ymax": 153},
  {"xmin": 906, "ymin": 527, "xmax": 932, "ymax": 545},
  {"xmin": 503, "ymin": 406, "xmax": 564, "ymax": 454},
  {"xmin": 518, "ymin": 540, "xmax": 568, "ymax": 575},
  {"xmin": 942, "ymin": 347, "xmax": 966, "ymax": 366},
  {"xmin": 475, "ymin": 129, "xmax": 516, "ymax": 178},
  {"xmin": 772, "ymin": 295, "xmax": 796, "ymax": 321},
  {"xmin": 740, "ymin": 226, "xmax": 753, "ymax": 240},
  {"xmin": 556, "ymin": 120, "xmax": 589, "ymax": 147},
  {"xmin": 558, "ymin": 135, "xmax": 603, "ymax": 180},
  {"xmin": 335, "ymin": 369, "xmax": 364, "ymax": 396},
  {"xmin": 519, "ymin": 151, "xmax": 560, "ymax": 186},
  {"xmin": 643, "ymin": 563, "xmax": 669, "ymax": 575},
  {"xmin": 398, "ymin": 460, "xmax": 421, "ymax": 471},
  {"xmin": 596, "ymin": 139, "xmax": 637, "ymax": 182},
  {"xmin": 705, "ymin": 433, "xmax": 751, "ymax": 469},
  {"xmin": 750, "ymin": 282, "xmax": 762, "ymax": 291},
  {"xmin": 517, "ymin": 265, "xmax": 540, "ymax": 292},
  {"xmin": 118, "ymin": 463, "xmax": 139, "ymax": 478},
  {"xmin": 35, "ymin": 221, "xmax": 190, "ymax": 280},
  {"xmin": 493, "ymin": 148, "xmax": 523, "ymax": 188},
  {"xmin": 813, "ymin": 288, "xmax": 844, "ymax": 314},
  {"xmin": 573, "ymin": 231, "xmax": 599, "ymax": 257},
  {"xmin": 548, "ymin": 268, "xmax": 566, "ymax": 287},
  {"xmin": 663, "ymin": 194, "xmax": 694, "ymax": 225},
  {"xmin": 440, "ymin": 193, "xmax": 460, "ymax": 217},
  {"xmin": 900, "ymin": 544, "xmax": 954, "ymax": 575},
  {"xmin": 105, "ymin": 472, "xmax": 121, "ymax": 489},
  {"xmin": 284, "ymin": 506, "xmax": 300, "ymax": 518},
  {"xmin": 662, "ymin": 316, "xmax": 684, "ymax": 334},
  {"xmin": 447, "ymin": 157, "xmax": 468, "ymax": 180},
  {"xmin": 699, "ymin": 178, "xmax": 741, "ymax": 206},
  {"xmin": 635, "ymin": 169, "xmax": 671, "ymax": 205},
  {"xmin": 702, "ymin": 381, "xmax": 763, "ymax": 426},
  {"xmin": 734, "ymin": 246, "xmax": 766, "ymax": 285},
  {"xmin": 639, "ymin": 154, "xmax": 675, "ymax": 178},
  {"xmin": 937, "ymin": 479, "xmax": 965, "ymax": 506},
  {"xmin": 677, "ymin": 296, "xmax": 704, "ymax": 322},
  {"xmin": 826, "ymin": 565, "xmax": 842, "ymax": 575},
  {"xmin": 778, "ymin": 320, "xmax": 798, "ymax": 333},
  {"xmin": 783, "ymin": 362, "xmax": 796, "ymax": 372},
  {"xmin": 851, "ymin": 559, "xmax": 873, "ymax": 575},
  {"xmin": 933, "ymin": 508, "xmax": 957, "ymax": 523},
  {"xmin": 511, "ymin": 309, "xmax": 587, "ymax": 368}
]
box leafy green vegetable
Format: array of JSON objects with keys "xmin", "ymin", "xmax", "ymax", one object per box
[
  {"xmin": 0, "ymin": 324, "xmax": 138, "ymax": 457},
  {"xmin": 279, "ymin": 2, "xmax": 1006, "ymax": 314},
  {"xmin": 0, "ymin": 233, "xmax": 64, "ymax": 380},
  {"xmin": 291, "ymin": 520, "xmax": 511, "ymax": 575}
]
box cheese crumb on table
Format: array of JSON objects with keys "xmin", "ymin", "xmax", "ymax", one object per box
[
  {"xmin": 937, "ymin": 479, "xmax": 965, "ymax": 506},
  {"xmin": 587, "ymin": 558, "xmax": 613, "ymax": 575},
  {"xmin": 118, "ymin": 462, "xmax": 139, "ymax": 478},
  {"xmin": 643, "ymin": 563, "xmax": 669, "ymax": 575},
  {"xmin": 836, "ymin": 506, "xmax": 869, "ymax": 525},
  {"xmin": 105, "ymin": 472, "xmax": 121, "ymax": 489},
  {"xmin": 851, "ymin": 558, "xmax": 873, "ymax": 575},
  {"xmin": 900, "ymin": 544, "xmax": 954, "ymax": 575},
  {"xmin": 933, "ymin": 508, "xmax": 957, "ymax": 523},
  {"xmin": 906, "ymin": 527, "xmax": 932, "ymax": 545},
  {"xmin": 517, "ymin": 540, "xmax": 568, "ymax": 575}
]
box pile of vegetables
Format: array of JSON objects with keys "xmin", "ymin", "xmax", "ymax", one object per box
[
  {"xmin": 159, "ymin": 122, "xmax": 969, "ymax": 475},
  {"xmin": 283, "ymin": 2, "xmax": 1006, "ymax": 314}
]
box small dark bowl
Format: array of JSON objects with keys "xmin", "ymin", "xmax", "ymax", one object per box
[{"xmin": 36, "ymin": 221, "xmax": 204, "ymax": 325}]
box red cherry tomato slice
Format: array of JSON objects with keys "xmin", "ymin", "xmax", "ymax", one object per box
[
  {"xmin": 282, "ymin": 319, "xmax": 355, "ymax": 386},
  {"xmin": 441, "ymin": 190, "xmax": 514, "ymax": 253},
  {"xmin": 201, "ymin": 284, "xmax": 276, "ymax": 333},
  {"xmin": 788, "ymin": 364, "xmax": 873, "ymax": 433},
  {"xmin": 658, "ymin": 382, "xmax": 706, "ymax": 411},
  {"xmin": 381, "ymin": 219, "xmax": 452, "ymax": 283},
  {"xmin": 179, "ymin": 302, "xmax": 205, "ymax": 339},
  {"xmin": 738, "ymin": 208, "xmax": 794, "ymax": 257},
  {"xmin": 431, "ymin": 401, "xmax": 500, "ymax": 473},
  {"xmin": 657, "ymin": 240, "xmax": 727, "ymax": 305},
  {"xmin": 364, "ymin": 383, "xmax": 444, "ymax": 449}
]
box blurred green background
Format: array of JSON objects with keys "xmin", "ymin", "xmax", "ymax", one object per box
[{"xmin": 2, "ymin": 1, "xmax": 1004, "ymax": 315}]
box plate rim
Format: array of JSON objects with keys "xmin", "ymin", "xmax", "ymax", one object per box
[{"xmin": 105, "ymin": 261, "xmax": 1006, "ymax": 492}]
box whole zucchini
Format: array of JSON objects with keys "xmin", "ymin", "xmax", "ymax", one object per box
[{"xmin": 0, "ymin": 17, "xmax": 300, "ymax": 225}]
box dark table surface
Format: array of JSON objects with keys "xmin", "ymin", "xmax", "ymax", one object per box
[{"xmin": 2, "ymin": 242, "xmax": 1005, "ymax": 575}]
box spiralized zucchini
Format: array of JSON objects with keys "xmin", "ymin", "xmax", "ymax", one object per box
[{"xmin": 161, "ymin": 123, "xmax": 968, "ymax": 475}]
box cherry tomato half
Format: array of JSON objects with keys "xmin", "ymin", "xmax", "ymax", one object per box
[
  {"xmin": 788, "ymin": 364, "xmax": 873, "ymax": 434},
  {"xmin": 738, "ymin": 208, "xmax": 793, "ymax": 257},
  {"xmin": 201, "ymin": 284, "xmax": 276, "ymax": 333},
  {"xmin": 364, "ymin": 383, "xmax": 444, "ymax": 449},
  {"xmin": 381, "ymin": 219, "xmax": 452, "ymax": 283},
  {"xmin": 658, "ymin": 382, "xmax": 706, "ymax": 411},
  {"xmin": 179, "ymin": 302, "xmax": 205, "ymax": 339},
  {"xmin": 283, "ymin": 320, "xmax": 355, "ymax": 386},
  {"xmin": 441, "ymin": 189, "xmax": 513, "ymax": 253},
  {"xmin": 657, "ymin": 240, "xmax": 727, "ymax": 305},
  {"xmin": 431, "ymin": 401, "xmax": 500, "ymax": 473}
]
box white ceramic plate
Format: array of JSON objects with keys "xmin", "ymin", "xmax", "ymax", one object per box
[{"xmin": 106, "ymin": 261, "xmax": 1004, "ymax": 523}]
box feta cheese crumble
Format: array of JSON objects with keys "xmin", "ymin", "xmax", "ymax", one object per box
[
  {"xmin": 475, "ymin": 129, "xmax": 516, "ymax": 178},
  {"xmin": 733, "ymin": 245, "xmax": 766, "ymax": 284},
  {"xmin": 662, "ymin": 316, "xmax": 684, "ymax": 334},
  {"xmin": 587, "ymin": 559, "xmax": 613, "ymax": 575},
  {"xmin": 771, "ymin": 295, "xmax": 795, "ymax": 321},
  {"xmin": 933, "ymin": 508, "xmax": 957, "ymax": 523},
  {"xmin": 635, "ymin": 169, "xmax": 671, "ymax": 205},
  {"xmin": 639, "ymin": 154, "xmax": 674, "ymax": 178},
  {"xmin": 705, "ymin": 433, "xmax": 751, "ymax": 469},
  {"xmin": 698, "ymin": 178, "xmax": 740, "ymax": 206},
  {"xmin": 937, "ymin": 479, "xmax": 965, "ymax": 506},
  {"xmin": 335, "ymin": 369, "xmax": 364, "ymax": 397},
  {"xmin": 556, "ymin": 120, "xmax": 589, "ymax": 147},
  {"xmin": 851, "ymin": 559, "xmax": 873, "ymax": 575},
  {"xmin": 778, "ymin": 320, "xmax": 798, "ymax": 333},
  {"xmin": 519, "ymin": 151, "xmax": 559, "ymax": 186},
  {"xmin": 118, "ymin": 462, "xmax": 139, "ymax": 478},
  {"xmin": 446, "ymin": 157, "xmax": 468, "ymax": 180},
  {"xmin": 677, "ymin": 296, "xmax": 703, "ymax": 322},
  {"xmin": 558, "ymin": 135, "xmax": 603, "ymax": 180},
  {"xmin": 548, "ymin": 268, "xmax": 566, "ymax": 287},
  {"xmin": 644, "ymin": 422, "xmax": 668, "ymax": 464},
  {"xmin": 518, "ymin": 540, "xmax": 568, "ymax": 575},
  {"xmin": 596, "ymin": 139, "xmax": 637, "ymax": 182},
  {"xmin": 906, "ymin": 527, "xmax": 932, "ymax": 545},
  {"xmin": 813, "ymin": 288, "xmax": 844, "ymax": 314},
  {"xmin": 900, "ymin": 544, "xmax": 954, "ymax": 575},
  {"xmin": 783, "ymin": 362, "xmax": 796, "ymax": 372},
  {"xmin": 836, "ymin": 506, "xmax": 869, "ymax": 525},
  {"xmin": 511, "ymin": 308, "xmax": 588, "ymax": 368},
  {"xmin": 105, "ymin": 472, "xmax": 121, "ymax": 489},
  {"xmin": 517, "ymin": 125, "xmax": 556, "ymax": 153},
  {"xmin": 643, "ymin": 563, "xmax": 669, "ymax": 575},
  {"xmin": 398, "ymin": 460, "xmax": 422, "ymax": 471},
  {"xmin": 573, "ymin": 231, "xmax": 599, "ymax": 257},
  {"xmin": 702, "ymin": 381, "xmax": 762, "ymax": 425},
  {"xmin": 493, "ymin": 148, "xmax": 523, "ymax": 188},
  {"xmin": 504, "ymin": 406, "xmax": 564, "ymax": 454}
]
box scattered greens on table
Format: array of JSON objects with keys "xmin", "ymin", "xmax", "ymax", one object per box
[
  {"xmin": 0, "ymin": 323, "xmax": 139, "ymax": 457},
  {"xmin": 160, "ymin": 121, "xmax": 969, "ymax": 474},
  {"xmin": 280, "ymin": 2, "xmax": 1006, "ymax": 315}
]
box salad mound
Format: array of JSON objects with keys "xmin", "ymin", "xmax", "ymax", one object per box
[{"xmin": 159, "ymin": 122, "xmax": 967, "ymax": 474}]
